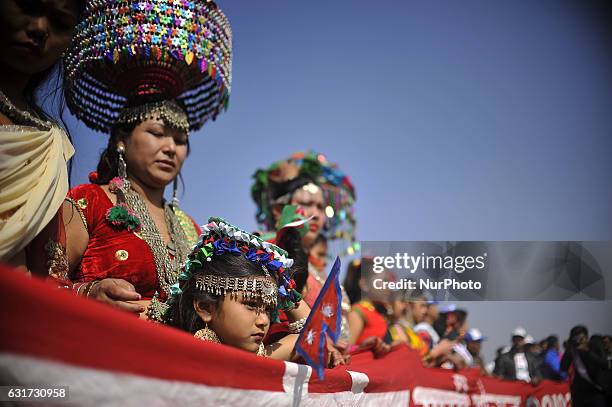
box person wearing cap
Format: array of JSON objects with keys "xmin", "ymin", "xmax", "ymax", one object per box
[
  {"xmin": 427, "ymin": 306, "xmax": 473, "ymax": 369},
  {"xmin": 524, "ymin": 335, "xmax": 538, "ymax": 353},
  {"xmin": 465, "ymin": 328, "xmax": 488, "ymax": 375},
  {"xmin": 433, "ymin": 304, "xmax": 466, "ymax": 340},
  {"xmin": 513, "ymin": 326, "xmax": 528, "ymax": 339},
  {"xmin": 524, "ymin": 335, "xmax": 544, "ymax": 371},
  {"xmin": 494, "ymin": 326, "xmax": 542, "ymax": 384}
]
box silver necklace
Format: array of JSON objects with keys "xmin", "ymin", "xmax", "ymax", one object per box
[
  {"xmin": 0, "ymin": 90, "xmax": 52, "ymax": 130},
  {"xmin": 123, "ymin": 186, "xmax": 191, "ymax": 322}
]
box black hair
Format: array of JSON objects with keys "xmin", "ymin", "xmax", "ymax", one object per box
[
  {"xmin": 275, "ymin": 228, "xmax": 308, "ymax": 294},
  {"xmin": 433, "ymin": 313, "xmax": 447, "ymax": 338},
  {"xmin": 570, "ymin": 325, "xmax": 589, "ymax": 339},
  {"xmin": 545, "ymin": 335, "xmax": 559, "ymax": 349},
  {"xmin": 94, "ymin": 122, "xmax": 136, "ymax": 184},
  {"xmin": 343, "ymin": 259, "xmax": 363, "ymax": 304},
  {"xmin": 451, "ymin": 309, "xmax": 468, "ymax": 326},
  {"xmin": 312, "ymin": 234, "xmax": 328, "ymax": 247},
  {"xmin": 269, "ymin": 175, "xmax": 314, "ymax": 203},
  {"xmin": 164, "ymin": 254, "xmax": 268, "ymax": 335},
  {"xmin": 22, "ymin": 0, "xmax": 86, "ymax": 121},
  {"xmin": 588, "ymin": 335, "xmax": 605, "ymax": 358},
  {"xmin": 19, "ymin": 0, "xmax": 86, "ymax": 181}
]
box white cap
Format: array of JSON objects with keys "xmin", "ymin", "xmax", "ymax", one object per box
[
  {"xmin": 465, "ymin": 328, "xmax": 486, "ymax": 342},
  {"xmin": 439, "ymin": 304, "xmax": 457, "ymax": 313},
  {"xmin": 512, "ymin": 326, "xmax": 527, "ymax": 338},
  {"xmin": 524, "ymin": 335, "xmax": 535, "ymax": 344}
]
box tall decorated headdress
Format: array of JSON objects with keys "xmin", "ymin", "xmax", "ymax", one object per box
[
  {"xmin": 63, "ymin": 0, "xmax": 232, "ymax": 133},
  {"xmin": 251, "ymin": 151, "xmax": 359, "ymax": 256},
  {"xmin": 169, "ymin": 217, "xmax": 302, "ymax": 319}
]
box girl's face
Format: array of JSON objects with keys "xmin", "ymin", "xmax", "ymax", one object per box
[
  {"xmin": 195, "ymin": 286, "xmax": 274, "ymax": 354},
  {"xmin": 290, "ymin": 184, "xmax": 325, "ymax": 248},
  {"xmin": 310, "ymin": 240, "xmax": 328, "ymax": 271},
  {"xmin": 0, "ymin": 0, "xmax": 79, "ymax": 75},
  {"xmin": 121, "ymin": 117, "xmax": 188, "ymax": 189}
]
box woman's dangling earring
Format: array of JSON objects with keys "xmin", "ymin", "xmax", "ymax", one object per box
[
  {"xmin": 194, "ymin": 322, "xmax": 221, "ymax": 343},
  {"xmin": 171, "ymin": 175, "xmax": 179, "ymax": 207},
  {"xmin": 257, "ymin": 342, "xmax": 267, "ymax": 357},
  {"xmin": 116, "ymin": 144, "xmax": 129, "ymax": 189}
]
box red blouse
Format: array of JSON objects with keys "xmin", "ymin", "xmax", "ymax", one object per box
[
  {"xmin": 67, "ymin": 184, "xmax": 200, "ymax": 300},
  {"xmin": 353, "ymin": 300, "xmax": 390, "ymax": 345}
]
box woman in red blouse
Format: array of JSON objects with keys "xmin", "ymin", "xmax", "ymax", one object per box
[{"xmin": 63, "ymin": 100, "xmax": 200, "ymax": 322}]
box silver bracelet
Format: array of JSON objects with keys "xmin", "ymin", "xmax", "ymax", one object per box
[{"xmin": 287, "ymin": 317, "xmax": 308, "ymax": 334}]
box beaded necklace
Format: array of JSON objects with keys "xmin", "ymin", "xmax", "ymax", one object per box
[
  {"xmin": 0, "ymin": 90, "xmax": 52, "ymax": 130},
  {"xmin": 120, "ymin": 183, "xmax": 191, "ymax": 322}
]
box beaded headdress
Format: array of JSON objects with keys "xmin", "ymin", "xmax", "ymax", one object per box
[
  {"xmin": 171, "ymin": 217, "xmax": 302, "ymax": 313},
  {"xmin": 251, "ymin": 151, "xmax": 358, "ymax": 253},
  {"xmin": 64, "ymin": 0, "xmax": 232, "ymax": 133},
  {"xmin": 195, "ymin": 274, "xmax": 279, "ymax": 310},
  {"xmin": 116, "ymin": 99, "xmax": 190, "ymax": 132}
]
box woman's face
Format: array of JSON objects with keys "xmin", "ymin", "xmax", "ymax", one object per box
[
  {"xmin": 122, "ymin": 117, "xmax": 188, "ymax": 189},
  {"xmin": 196, "ymin": 288, "xmax": 273, "ymax": 354},
  {"xmin": 0, "ymin": 0, "xmax": 79, "ymax": 75},
  {"xmin": 290, "ymin": 184, "xmax": 325, "ymax": 248}
]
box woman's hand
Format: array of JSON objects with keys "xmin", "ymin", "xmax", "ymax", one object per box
[
  {"xmin": 357, "ymin": 336, "xmax": 391, "ymax": 358},
  {"xmin": 87, "ymin": 278, "xmax": 144, "ymax": 315},
  {"xmin": 327, "ymin": 342, "xmax": 351, "ymax": 368}
]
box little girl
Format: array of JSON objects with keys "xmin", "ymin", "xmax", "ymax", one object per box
[{"xmin": 164, "ymin": 217, "xmax": 310, "ymax": 360}]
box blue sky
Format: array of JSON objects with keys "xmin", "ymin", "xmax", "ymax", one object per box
[{"xmin": 62, "ymin": 1, "xmax": 612, "ymax": 361}]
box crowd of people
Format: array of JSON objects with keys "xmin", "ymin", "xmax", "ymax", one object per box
[
  {"xmin": 0, "ymin": 1, "xmax": 610, "ymax": 405},
  {"xmin": 341, "ymin": 258, "xmax": 612, "ymax": 405}
]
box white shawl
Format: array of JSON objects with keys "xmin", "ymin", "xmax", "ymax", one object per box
[{"xmin": 0, "ymin": 125, "xmax": 74, "ymax": 259}]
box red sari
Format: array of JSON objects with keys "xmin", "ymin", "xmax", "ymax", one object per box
[{"xmin": 66, "ymin": 184, "xmax": 200, "ymax": 300}]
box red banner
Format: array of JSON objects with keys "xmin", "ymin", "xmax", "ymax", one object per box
[{"xmin": 0, "ymin": 265, "xmax": 569, "ymax": 406}]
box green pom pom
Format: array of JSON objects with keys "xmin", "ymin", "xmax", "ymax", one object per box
[
  {"xmin": 299, "ymin": 155, "xmax": 323, "ymax": 180},
  {"xmin": 106, "ymin": 204, "xmax": 141, "ymax": 232}
]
